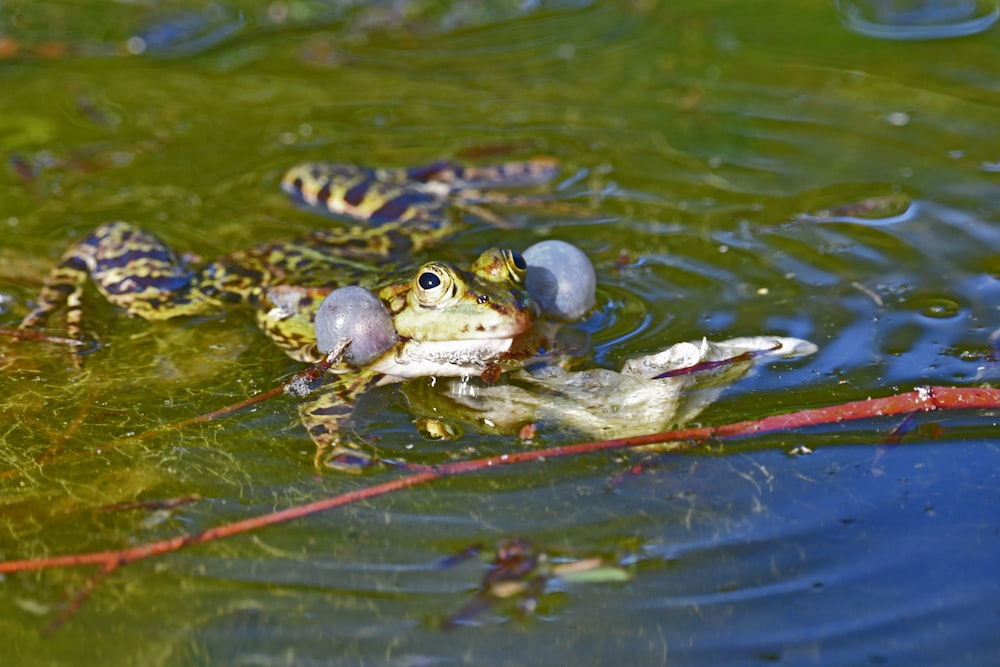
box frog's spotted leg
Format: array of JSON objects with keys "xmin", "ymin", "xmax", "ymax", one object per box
[
  {"xmin": 298, "ymin": 372, "xmax": 386, "ymax": 471},
  {"xmin": 19, "ymin": 222, "xmax": 214, "ymax": 339},
  {"xmin": 282, "ymin": 163, "xmax": 452, "ymax": 228},
  {"xmin": 200, "ymin": 222, "xmax": 426, "ymax": 304},
  {"xmin": 258, "ymin": 284, "xmax": 391, "ymax": 470},
  {"xmin": 405, "ymin": 158, "xmax": 578, "ymax": 228},
  {"xmin": 281, "ymin": 158, "xmax": 560, "ymax": 230},
  {"xmin": 398, "ymin": 157, "xmax": 559, "ymax": 190},
  {"xmin": 254, "ymin": 285, "xmax": 331, "ymax": 363},
  {"xmin": 254, "ymin": 284, "xmax": 389, "ymax": 469}
]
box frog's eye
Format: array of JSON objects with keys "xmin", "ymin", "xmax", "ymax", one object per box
[
  {"xmin": 418, "ymin": 271, "xmax": 441, "ymax": 290},
  {"xmin": 510, "ymin": 251, "xmax": 527, "ymax": 271},
  {"xmin": 504, "ymin": 250, "xmax": 528, "ymax": 284},
  {"xmin": 470, "ymin": 248, "xmax": 528, "ymax": 286},
  {"xmin": 413, "ymin": 262, "xmax": 461, "ymax": 307}
]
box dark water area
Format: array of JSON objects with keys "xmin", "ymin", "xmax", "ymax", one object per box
[{"xmin": 0, "ymin": 1, "xmax": 998, "ymax": 665}]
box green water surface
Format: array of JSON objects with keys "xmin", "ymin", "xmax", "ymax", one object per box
[{"xmin": 1, "ymin": 1, "xmax": 998, "ymax": 665}]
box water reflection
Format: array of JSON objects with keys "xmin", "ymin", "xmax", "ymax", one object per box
[
  {"xmin": 836, "ymin": 0, "xmax": 999, "ymax": 39},
  {"xmin": 3, "ymin": 1, "xmax": 1000, "ymax": 664}
]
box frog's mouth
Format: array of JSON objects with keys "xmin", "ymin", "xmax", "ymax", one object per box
[
  {"xmin": 374, "ymin": 280, "xmax": 541, "ymax": 379},
  {"xmin": 369, "ymin": 329, "xmax": 531, "ymax": 379}
]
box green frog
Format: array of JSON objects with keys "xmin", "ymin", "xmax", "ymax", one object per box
[
  {"xmin": 266, "ymin": 246, "xmax": 551, "ymax": 468},
  {"xmin": 18, "ymin": 157, "xmax": 558, "ymax": 350},
  {"xmin": 17, "ymin": 157, "xmax": 562, "ymax": 468},
  {"xmin": 18, "ymin": 156, "xmax": 817, "ymax": 469}
]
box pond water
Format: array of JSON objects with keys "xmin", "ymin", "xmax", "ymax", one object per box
[{"xmin": 1, "ymin": 1, "xmax": 999, "ymax": 665}]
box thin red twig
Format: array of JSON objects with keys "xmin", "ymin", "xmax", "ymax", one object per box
[{"xmin": 1, "ymin": 384, "xmax": 996, "ymax": 576}]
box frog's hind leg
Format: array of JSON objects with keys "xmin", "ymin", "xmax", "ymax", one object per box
[
  {"xmin": 87, "ymin": 222, "xmax": 213, "ymax": 321},
  {"xmin": 281, "ymin": 157, "xmax": 563, "ymax": 236},
  {"xmin": 416, "ymin": 158, "xmax": 565, "ymax": 227},
  {"xmin": 297, "ymin": 372, "xmax": 384, "ymax": 471},
  {"xmin": 19, "ymin": 247, "xmax": 90, "ymax": 335},
  {"xmin": 407, "ymin": 157, "xmax": 560, "ymax": 190},
  {"xmin": 255, "ymin": 285, "xmax": 330, "ymax": 363},
  {"xmin": 282, "ymin": 163, "xmax": 450, "ymax": 231},
  {"xmin": 20, "ymin": 221, "xmax": 213, "ymax": 340},
  {"xmin": 441, "ymin": 158, "xmax": 593, "ymax": 226}
]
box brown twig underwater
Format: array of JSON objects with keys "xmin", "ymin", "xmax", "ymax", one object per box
[{"xmin": 1, "ymin": 383, "xmax": 998, "ymax": 630}]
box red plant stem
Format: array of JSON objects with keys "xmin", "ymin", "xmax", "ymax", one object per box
[
  {"xmin": 0, "ymin": 470, "xmax": 441, "ymax": 572},
  {"xmin": 0, "ymin": 385, "xmax": 996, "ymax": 575}
]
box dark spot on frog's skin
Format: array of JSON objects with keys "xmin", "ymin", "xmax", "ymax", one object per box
[
  {"xmin": 104, "ymin": 273, "xmax": 192, "ymax": 295},
  {"xmin": 370, "ymin": 192, "xmax": 436, "ymax": 225},
  {"xmin": 211, "ymin": 261, "xmax": 259, "ymax": 282},
  {"xmin": 293, "ymin": 177, "xmax": 304, "ymax": 192},
  {"xmin": 382, "ymin": 230, "xmax": 414, "ymax": 253},
  {"xmin": 46, "ymin": 282, "xmax": 76, "ymax": 296},
  {"xmin": 96, "ymin": 247, "xmax": 171, "ymax": 272},
  {"xmin": 217, "ymin": 290, "xmax": 245, "ymax": 304},
  {"xmin": 344, "ymin": 181, "xmax": 368, "ymax": 206},
  {"xmin": 308, "ymin": 423, "xmax": 330, "ymax": 437},
  {"xmin": 316, "ymin": 182, "xmax": 331, "ymax": 205},
  {"xmin": 406, "ymin": 161, "xmax": 453, "ymax": 183},
  {"xmin": 60, "ymin": 255, "xmax": 90, "ymax": 274}
]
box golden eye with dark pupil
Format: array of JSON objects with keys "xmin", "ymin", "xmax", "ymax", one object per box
[{"xmin": 412, "ymin": 263, "xmax": 460, "ymax": 307}]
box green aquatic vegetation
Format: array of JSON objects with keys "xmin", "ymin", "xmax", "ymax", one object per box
[{"xmin": 2, "ymin": 1, "xmax": 1000, "ymax": 662}]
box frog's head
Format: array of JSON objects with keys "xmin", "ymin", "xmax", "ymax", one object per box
[{"xmin": 369, "ymin": 248, "xmax": 540, "ymax": 378}]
